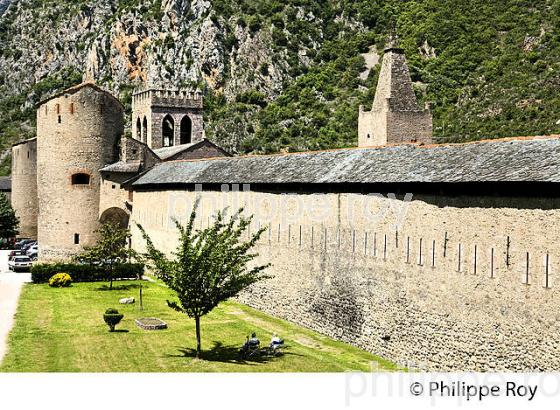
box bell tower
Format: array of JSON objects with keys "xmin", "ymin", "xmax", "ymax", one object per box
[{"xmin": 131, "ymin": 88, "xmax": 204, "ymax": 150}]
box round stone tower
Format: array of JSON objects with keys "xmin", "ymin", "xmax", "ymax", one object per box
[
  {"xmin": 36, "ymin": 83, "xmax": 124, "ymax": 260},
  {"xmin": 11, "ymin": 137, "xmax": 38, "ymax": 239}
]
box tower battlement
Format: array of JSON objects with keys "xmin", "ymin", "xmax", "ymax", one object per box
[
  {"xmin": 132, "ymin": 88, "xmax": 203, "ymax": 109},
  {"xmin": 132, "ymin": 87, "xmax": 204, "ymax": 150}
]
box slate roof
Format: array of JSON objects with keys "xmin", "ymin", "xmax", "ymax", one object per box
[
  {"xmin": 0, "ymin": 176, "xmax": 11, "ymax": 191},
  {"xmin": 12, "ymin": 137, "xmax": 37, "ymax": 148},
  {"xmin": 153, "ymin": 142, "xmax": 199, "ymax": 160},
  {"xmin": 153, "ymin": 139, "xmax": 231, "ymax": 160},
  {"xmin": 131, "ymin": 136, "xmax": 560, "ymax": 187},
  {"xmin": 100, "ymin": 161, "xmax": 141, "ymax": 173},
  {"xmin": 38, "ymin": 82, "xmax": 124, "ymax": 108}
]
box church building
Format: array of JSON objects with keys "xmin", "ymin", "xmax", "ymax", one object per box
[{"xmin": 8, "ymin": 42, "xmax": 560, "ymax": 372}]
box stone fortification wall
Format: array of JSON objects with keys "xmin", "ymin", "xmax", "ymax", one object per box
[{"xmin": 129, "ymin": 188, "xmax": 560, "ymax": 371}]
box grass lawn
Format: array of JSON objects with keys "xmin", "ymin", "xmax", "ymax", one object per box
[{"xmin": 0, "ymin": 280, "xmax": 398, "ymax": 372}]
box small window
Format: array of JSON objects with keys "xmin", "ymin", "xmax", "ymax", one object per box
[
  {"xmin": 71, "ymin": 173, "xmax": 90, "ymax": 185},
  {"xmin": 74, "ymin": 233, "xmax": 80, "ymax": 245},
  {"xmin": 111, "ymin": 184, "xmax": 116, "ymax": 189},
  {"xmin": 56, "ymin": 104, "xmax": 60, "ymax": 114},
  {"xmin": 58, "ymin": 115, "xmax": 61, "ymax": 124},
  {"xmin": 69, "ymin": 103, "xmax": 74, "ymax": 114},
  {"xmin": 27, "ymin": 151, "xmax": 29, "ymax": 159}
]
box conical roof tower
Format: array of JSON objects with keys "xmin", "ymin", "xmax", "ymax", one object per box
[{"xmin": 358, "ymin": 36, "xmax": 433, "ymax": 147}]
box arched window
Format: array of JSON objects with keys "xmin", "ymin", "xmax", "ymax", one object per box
[
  {"xmin": 71, "ymin": 173, "xmax": 91, "ymax": 185},
  {"xmin": 136, "ymin": 117, "xmax": 142, "ymax": 140},
  {"xmin": 162, "ymin": 115, "xmax": 174, "ymax": 147},
  {"xmin": 180, "ymin": 115, "xmax": 192, "ymax": 144},
  {"xmin": 142, "ymin": 116, "xmax": 148, "ymax": 143}
]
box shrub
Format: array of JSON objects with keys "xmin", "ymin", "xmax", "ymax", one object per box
[
  {"xmin": 236, "ymin": 90, "xmax": 267, "ymax": 108},
  {"xmin": 103, "ymin": 308, "xmax": 124, "ymax": 332},
  {"xmin": 31, "ymin": 262, "xmax": 144, "ymax": 283},
  {"xmin": 48, "ymin": 273, "xmax": 72, "ymax": 287}
]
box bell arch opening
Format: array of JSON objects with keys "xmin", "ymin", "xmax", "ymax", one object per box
[
  {"xmin": 162, "ymin": 115, "xmax": 174, "ymax": 147},
  {"xmin": 180, "ymin": 115, "xmax": 192, "ymax": 144},
  {"xmin": 142, "ymin": 116, "xmax": 148, "ymax": 143},
  {"xmin": 136, "ymin": 117, "xmax": 141, "ymax": 140}
]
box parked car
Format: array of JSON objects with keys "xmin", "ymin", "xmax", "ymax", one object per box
[
  {"xmin": 8, "ymin": 255, "xmax": 33, "ymax": 272},
  {"xmin": 15, "ymin": 238, "xmax": 34, "ymax": 250},
  {"xmin": 8, "ymin": 250, "xmax": 25, "ymax": 261},
  {"xmin": 21, "ymin": 241, "xmax": 37, "ymax": 252},
  {"xmin": 26, "ymin": 245, "xmax": 38, "ymax": 260}
]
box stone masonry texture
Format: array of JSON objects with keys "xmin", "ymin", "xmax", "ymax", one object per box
[
  {"xmin": 130, "ymin": 188, "xmax": 560, "ymax": 371},
  {"xmin": 11, "ymin": 138, "xmax": 38, "ymax": 238},
  {"xmin": 36, "ymin": 84, "xmax": 124, "ymax": 260},
  {"xmin": 359, "ymin": 46, "xmax": 432, "ymax": 147},
  {"xmin": 132, "ymin": 89, "xmax": 203, "ymax": 150}
]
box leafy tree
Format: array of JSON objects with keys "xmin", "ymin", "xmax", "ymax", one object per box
[
  {"xmin": 0, "ymin": 192, "xmax": 19, "ymax": 240},
  {"xmin": 76, "ymin": 223, "xmax": 137, "ymax": 290},
  {"xmin": 137, "ymin": 202, "xmax": 270, "ymax": 358}
]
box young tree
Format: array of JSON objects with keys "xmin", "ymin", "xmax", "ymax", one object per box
[
  {"xmin": 76, "ymin": 223, "xmax": 136, "ymax": 289},
  {"xmin": 137, "ymin": 202, "xmax": 270, "ymax": 358},
  {"xmin": 0, "ymin": 192, "xmax": 19, "ymax": 240}
]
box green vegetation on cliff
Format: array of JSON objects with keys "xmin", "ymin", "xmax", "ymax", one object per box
[
  {"xmin": 207, "ymin": 0, "xmax": 560, "ymax": 151},
  {"xmin": 0, "ymin": 0, "xmax": 559, "ymax": 170}
]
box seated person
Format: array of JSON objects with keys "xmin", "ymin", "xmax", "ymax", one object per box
[
  {"xmin": 248, "ymin": 332, "xmax": 260, "ymax": 347},
  {"xmin": 269, "ymin": 333, "xmax": 284, "ymax": 348}
]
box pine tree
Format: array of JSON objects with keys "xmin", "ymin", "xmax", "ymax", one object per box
[
  {"xmin": 0, "ymin": 193, "xmax": 19, "ymax": 240},
  {"xmin": 137, "ymin": 200, "xmax": 270, "ymax": 358}
]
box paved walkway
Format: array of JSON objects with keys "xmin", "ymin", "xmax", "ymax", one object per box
[{"xmin": 0, "ymin": 250, "xmax": 31, "ymax": 363}]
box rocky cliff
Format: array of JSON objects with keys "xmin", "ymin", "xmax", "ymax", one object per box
[
  {"xmin": 0, "ymin": 0, "xmax": 295, "ymax": 100},
  {"xmin": 1, "ymin": 0, "xmax": 560, "ymax": 173},
  {"xmin": 0, "ymin": 0, "xmax": 11, "ymax": 16}
]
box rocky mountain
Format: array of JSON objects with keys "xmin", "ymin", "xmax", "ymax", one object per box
[
  {"xmin": 1, "ymin": 0, "xmax": 560, "ymax": 175},
  {"xmin": 0, "ymin": 0, "xmax": 11, "ymax": 16}
]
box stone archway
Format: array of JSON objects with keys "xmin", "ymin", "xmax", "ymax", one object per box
[
  {"xmin": 180, "ymin": 115, "xmax": 192, "ymax": 144},
  {"xmin": 99, "ymin": 207, "xmax": 129, "ymax": 229},
  {"xmin": 136, "ymin": 117, "xmax": 141, "ymax": 140},
  {"xmin": 142, "ymin": 116, "xmax": 148, "ymax": 143},
  {"xmin": 162, "ymin": 114, "xmax": 174, "ymax": 147}
]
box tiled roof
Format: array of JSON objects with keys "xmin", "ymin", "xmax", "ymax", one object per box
[
  {"xmin": 152, "ymin": 139, "xmax": 231, "ymax": 161},
  {"xmin": 131, "ymin": 136, "xmax": 560, "ymax": 187},
  {"xmin": 100, "ymin": 161, "xmax": 141, "ymax": 173},
  {"xmin": 12, "ymin": 137, "xmax": 37, "ymax": 148},
  {"xmin": 38, "ymin": 82, "xmax": 124, "ymax": 108},
  {"xmin": 153, "ymin": 143, "xmax": 198, "ymax": 160}
]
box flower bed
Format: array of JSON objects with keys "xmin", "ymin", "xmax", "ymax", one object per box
[{"xmin": 135, "ymin": 317, "xmax": 168, "ymax": 330}]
